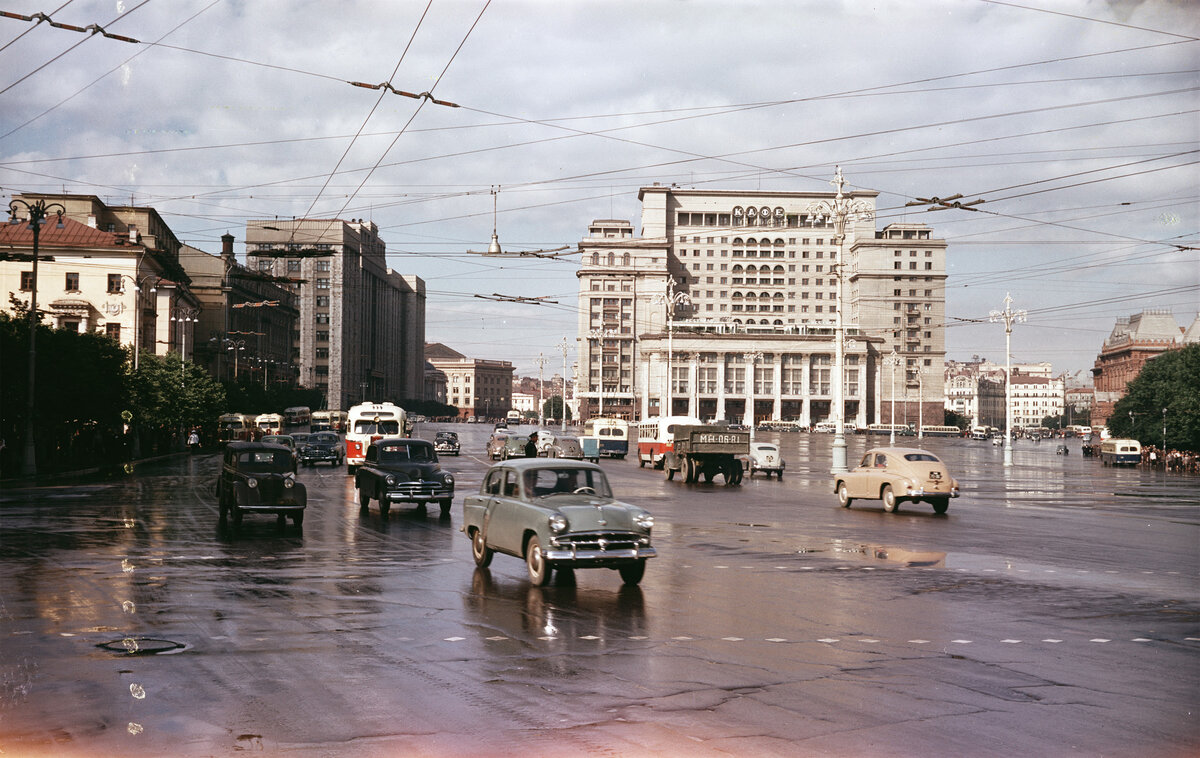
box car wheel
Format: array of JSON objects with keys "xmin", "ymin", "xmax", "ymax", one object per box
[
  {"xmin": 777, "ymin": 471, "xmax": 784, "ymax": 481},
  {"xmin": 471, "ymin": 529, "xmax": 493, "ymax": 568},
  {"xmin": 439, "ymin": 500, "xmax": 452, "ymax": 519},
  {"xmin": 525, "ymin": 535, "xmax": 551, "ymax": 586},
  {"xmin": 619, "ymin": 560, "xmax": 646, "ymax": 585},
  {"xmin": 380, "ymin": 501, "xmax": 390, "ymax": 518},
  {"xmin": 931, "ymin": 498, "xmax": 949, "ymax": 515},
  {"xmin": 882, "ymin": 485, "xmax": 898, "ymax": 513},
  {"xmin": 359, "ymin": 487, "xmax": 371, "ymax": 510},
  {"xmin": 837, "ymin": 482, "xmax": 852, "ymax": 508},
  {"xmin": 231, "ymin": 506, "xmax": 243, "ymax": 527},
  {"xmin": 639, "ymin": 457, "xmax": 646, "ymax": 468},
  {"xmin": 292, "ymin": 511, "xmax": 304, "ymax": 526},
  {"xmin": 665, "ymin": 463, "xmax": 675, "ymax": 481},
  {"xmin": 683, "ymin": 458, "xmax": 695, "ymax": 483}
]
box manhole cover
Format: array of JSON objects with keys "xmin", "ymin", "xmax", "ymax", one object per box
[{"xmin": 98, "ymin": 637, "xmax": 185, "ymax": 655}]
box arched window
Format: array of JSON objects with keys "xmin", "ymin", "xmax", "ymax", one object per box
[
  {"xmin": 622, "ymin": 253, "xmax": 630, "ymax": 266},
  {"xmin": 732, "ymin": 291, "xmax": 743, "ymax": 299},
  {"xmin": 774, "ymin": 238, "xmax": 785, "ymax": 246},
  {"xmin": 732, "ymin": 237, "xmax": 743, "ymax": 245},
  {"xmin": 732, "ymin": 265, "xmax": 743, "ymax": 273},
  {"xmin": 760, "ymin": 291, "xmax": 770, "ymax": 299},
  {"xmin": 773, "ymin": 265, "xmax": 785, "ymax": 273},
  {"xmin": 746, "ymin": 264, "xmax": 757, "ymax": 273},
  {"xmin": 591, "ymin": 253, "xmax": 599, "ymax": 265},
  {"xmin": 773, "ymin": 292, "xmax": 784, "ymax": 300},
  {"xmin": 773, "ymin": 319, "xmax": 783, "ymax": 325},
  {"xmin": 607, "ymin": 252, "xmax": 615, "ymax": 266}
]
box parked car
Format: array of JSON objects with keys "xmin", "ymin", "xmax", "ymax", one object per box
[
  {"xmin": 546, "ymin": 434, "xmax": 584, "ymax": 460},
  {"xmin": 355, "ymin": 438, "xmax": 455, "ymax": 518},
  {"xmin": 462, "ymin": 459, "xmax": 656, "ymax": 585},
  {"xmin": 532, "ymin": 430, "xmax": 557, "ymax": 455},
  {"xmin": 833, "ymin": 447, "xmax": 960, "ymax": 514},
  {"xmin": 259, "ymin": 435, "xmax": 298, "ymax": 468},
  {"xmin": 216, "ymin": 442, "xmax": 307, "ymax": 529},
  {"xmin": 746, "ymin": 442, "xmax": 785, "ymax": 479},
  {"xmin": 486, "ymin": 431, "xmax": 509, "ymax": 460},
  {"xmin": 435, "ymin": 431, "xmax": 461, "ymax": 456},
  {"xmin": 291, "ymin": 432, "xmax": 311, "ymax": 449},
  {"xmin": 298, "ymin": 431, "xmax": 343, "ymax": 467}
]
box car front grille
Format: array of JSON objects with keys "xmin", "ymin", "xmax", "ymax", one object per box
[
  {"xmin": 388, "ymin": 482, "xmax": 451, "ymax": 497},
  {"xmin": 556, "ymin": 532, "xmax": 643, "ymax": 553}
]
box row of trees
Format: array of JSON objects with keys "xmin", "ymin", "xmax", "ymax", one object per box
[{"xmin": 1104, "ymin": 343, "xmax": 1199, "ymax": 452}]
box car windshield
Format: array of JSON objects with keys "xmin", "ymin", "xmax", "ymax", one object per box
[
  {"xmin": 377, "ymin": 443, "xmax": 433, "ymax": 463},
  {"xmin": 237, "ymin": 450, "xmax": 293, "ymax": 472},
  {"xmin": 436, "ymin": 433, "xmax": 457, "ymax": 441},
  {"xmin": 311, "ymin": 433, "xmax": 338, "ymax": 444},
  {"xmin": 354, "ymin": 419, "xmax": 401, "ymax": 434},
  {"xmin": 524, "ymin": 468, "xmax": 612, "ymax": 500},
  {"xmin": 903, "ymin": 453, "xmax": 941, "ymax": 462}
]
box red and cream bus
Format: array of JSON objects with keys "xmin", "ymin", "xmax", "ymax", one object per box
[
  {"xmin": 311, "ymin": 410, "xmax": 348, "ymax": 432},
  {"xmin": 637, "ymin": 415, "xmax": 703, "ymax": 469},
  {"xmin": 217, "ymin": 413, "xmax": 255, "ymax": 443},
  {"xmin": 345, "ymin": 402, "xmax": 407, "ymax": 472},
  {"xmin": 283, "ymin": 406, "xmax": 311, "ymax": 427}
]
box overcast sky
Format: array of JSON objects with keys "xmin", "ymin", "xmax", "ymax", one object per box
[{"xmin": 1, "ymin": 0, "xmax": 1196, "ymax": 380}]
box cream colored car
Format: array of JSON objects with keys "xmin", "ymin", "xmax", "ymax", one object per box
[{"xmin": 834, "ymin": 447, "xmax": 960, "ymax": 514}]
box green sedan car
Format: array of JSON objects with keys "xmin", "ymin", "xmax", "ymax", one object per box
[{"xmin": 462, "ymin": 459, "xmax": 656, "ymax": 586}]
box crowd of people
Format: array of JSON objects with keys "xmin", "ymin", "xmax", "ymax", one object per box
[{"xmin": 1142, "ymin": 445, "xmax": 1199, "ymax": 474}]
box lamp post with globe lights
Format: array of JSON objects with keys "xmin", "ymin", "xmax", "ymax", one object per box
[
  {"xmin": 8, "ymin": 197, "xmax": 65, "ymax": 476},
  {"xmin": 652, "ymin": 277, "xmax": 691, "ymax": 417},
  {"xmin": 807, "ymin": 167, "xmax": 873, "ymax": 474},
  {"xmin": 990, "ymin": 292, "xmax": 1026, "ymax": 467},
  {"xmin": 587, "ymin": 328, "xmax": 618, "ymax": 418},
  {"xmin": 884, "ymin": 349, "xmax": 902, "ymax": 444}
]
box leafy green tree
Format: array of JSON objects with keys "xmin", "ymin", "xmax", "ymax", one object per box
[
  {"xmin": 1109, "ymin": 343, "xmax": 1199, "ymax": 451},
  {"xmin": 127, "ymin": 352, "xmax": 225, "ymax": 450},
  {"xmin": 0, "ymin": 310, "xmax": 128, "ymax": 474},
  {"xmin": 944, "ymin": 409, "xmax": 970, "ymax": 430},
  {"xmin": 544, "ymin": 395, "xmax": 572, "ymax": 422}
]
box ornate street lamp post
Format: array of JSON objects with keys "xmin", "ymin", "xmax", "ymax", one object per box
[
  {"xmin": 171, "ymin": 307, "xmax": 199, "ymax": 386},
  {"xmin": 587, "ymin": 328, "xmax": 618, "ymax": 418},
  {"xmin": 808, "ymin": 167, "xmax": 873, "ymax": 474},
  {"xmin": 557, "ymin": 337, "xmax": 570, "ymax": 432},
  {"xmin": 119, "ymin": 274, "xmax": 159, "ymax": 371},
  {"xmin": 885, "ymin": 349, "xmax": 902, "ymax": 444},
  {"xmin": 990, "ymin": 292, "xmax": 1026, "ymax": 468},
  {"xmin": 743, "ymin": 351, "xmax": 763, "ymax": 439},
  {"xmin": 652, "ymin": 277, "xmax": 690, "ymax": 417},
  {"xmin": 8, "ymin": 198, "xmax": 64, "ymax": 476}
]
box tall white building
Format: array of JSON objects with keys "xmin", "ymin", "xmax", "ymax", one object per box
[{"xmin": 576, "ymin": 183, "xmax": 950, "ymax": 424}]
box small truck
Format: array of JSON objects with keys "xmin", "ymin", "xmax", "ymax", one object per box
[{"xmin": 662, "ymin": 425, "xmax": 750, "ymax": 485}]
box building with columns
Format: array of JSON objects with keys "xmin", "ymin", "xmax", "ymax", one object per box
[
  {"xmin": 575, "ymin": 184, "xmax": 948, "ymax": 424},
  {"xmin": 1091, "ymin": 309, "xmax": 1197, "ymax": 428}
]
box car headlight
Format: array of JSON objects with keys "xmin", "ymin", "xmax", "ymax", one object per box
[
  {"xmin": 443, "ymin": 473, "xmax": 454, "ymax": 485},
  {"xmin": 283, "ymin": 477, "xmax": 294, "ymax": 489},
  {"xmin": 385, "ymin": 475, "xmax": 396, "ymax": 485},
  {"xmin": 247, "ymin": 477, "xmax": 258, "ymax": 489},
  {"xmin": 633, "ymin": 512, "xmax": 654, "ymax": 529},
  {"xmin": 548, "ymin": 514, "xmax": 568, "ymax": 533}
]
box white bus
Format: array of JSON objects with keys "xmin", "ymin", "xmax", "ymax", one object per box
[
  {"xmin": 346, "ymin": 402, "xmax": 407, "ymax": 472},
  {"xmin": 283, "ymin": 406, "xmax": 311, "ymax": 426},
  {"xmin": 311, "ymin": 410, "xmax": 348, "ymax": 432},
  {"xmin": 255, "ymin": 413, "xmax": 283, "ymax": 435},
  {"xmin": 582, "ymin": 417, "xmax": 629, "ymax": 459},
  {"xmin": 637, "ymin": 415, "xmax": 703, "ymax": 468}
]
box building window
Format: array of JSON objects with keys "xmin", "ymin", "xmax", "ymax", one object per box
[
  {"xmin": 315, "ymin": 365, "xmax": 329, "ymax": 375},
  {"xmin": 107, "ymin": 274, "xmax": 122, "ymax": 293},
  {"xmin": 65, "ymin": 272, "xmax": 79, "ymax": 291},
  {"xmin": 316, "ymin": 261, "xmax": 331, "ymax": 271},
  {"xmin": 20, "ymin": 271, "xmax": 34, "ymax": 291},
  {"xmin": 105, "ymin": 323, "xmax": 121, "ymax": 340},
  {"xmin": 316, "ymin": 348, "xmax": 329, "ymax": 359},
  {"xmin": 258, "ymin": 259, "xmax": 274, "ymax": 272},
  {"xmin": 316, "ymin": 314, "xmax": 330, "ymax": 324},
  {"xmin": 316, "ymin": 296, "xmax": 329, "ymax": 307},
  {"xmin": 287, "ymin": 260, "xmax": 301, "ymax": 272},
  {"xmin": 317, "ymin": 278, "xmax": 330, "ymax": 289},
  {"xmin": 316, "ymin": 331, "xmax": 329, "ymax": 342}
]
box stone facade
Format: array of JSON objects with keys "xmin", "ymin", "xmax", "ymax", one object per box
[
  {"xmin": 1091, "ymin": 310, "xmax": 1187, "ymax": 428},
  {"xmin": 245, "ymin": 219, "xmax": 425, "ymax": 411},
  {"xmin": 426, "ymin": 343, "xmax": 513, "ymax": 420}
]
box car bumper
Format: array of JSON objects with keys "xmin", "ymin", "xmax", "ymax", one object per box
[
  {"xmin": 544, "ymin": 534, "xmax": 657, "ymax": 565},
  {"xmin": 906, "ymin": 486, "xmax": 959, "ymax": 498},
  {"xmin": 239, "ymin": 502, "xmax": 305, "ymax": 512}
]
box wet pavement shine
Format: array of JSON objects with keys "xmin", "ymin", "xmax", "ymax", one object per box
[{"xmin": 0, "ymin": 425, "xmax": 1197, "ymax": 757}]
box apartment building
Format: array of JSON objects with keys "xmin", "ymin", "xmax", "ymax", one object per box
[{"xmin": 245, "ymin": 219, "xmax": 425, "ymax": 411}]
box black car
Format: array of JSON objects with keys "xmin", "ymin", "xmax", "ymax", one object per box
[
  {"xmin": 299, "ymin": 431, "xmax": 344, "ymax": 467},
  {"xmin": 216, "ymin": 442, "xmax": 307, "ymax": 529},
  {"xmin": 434, "ymin": 431, "xmax": 460, "ymax": 456},
  {"xmin": 355, "ymin": 438, "xmax": 454, "ymax": 518}
]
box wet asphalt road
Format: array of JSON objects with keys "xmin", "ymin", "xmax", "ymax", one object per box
[{"xmin": 0, "ymin": 425, "xmax": 1197, "ymax": 758}]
